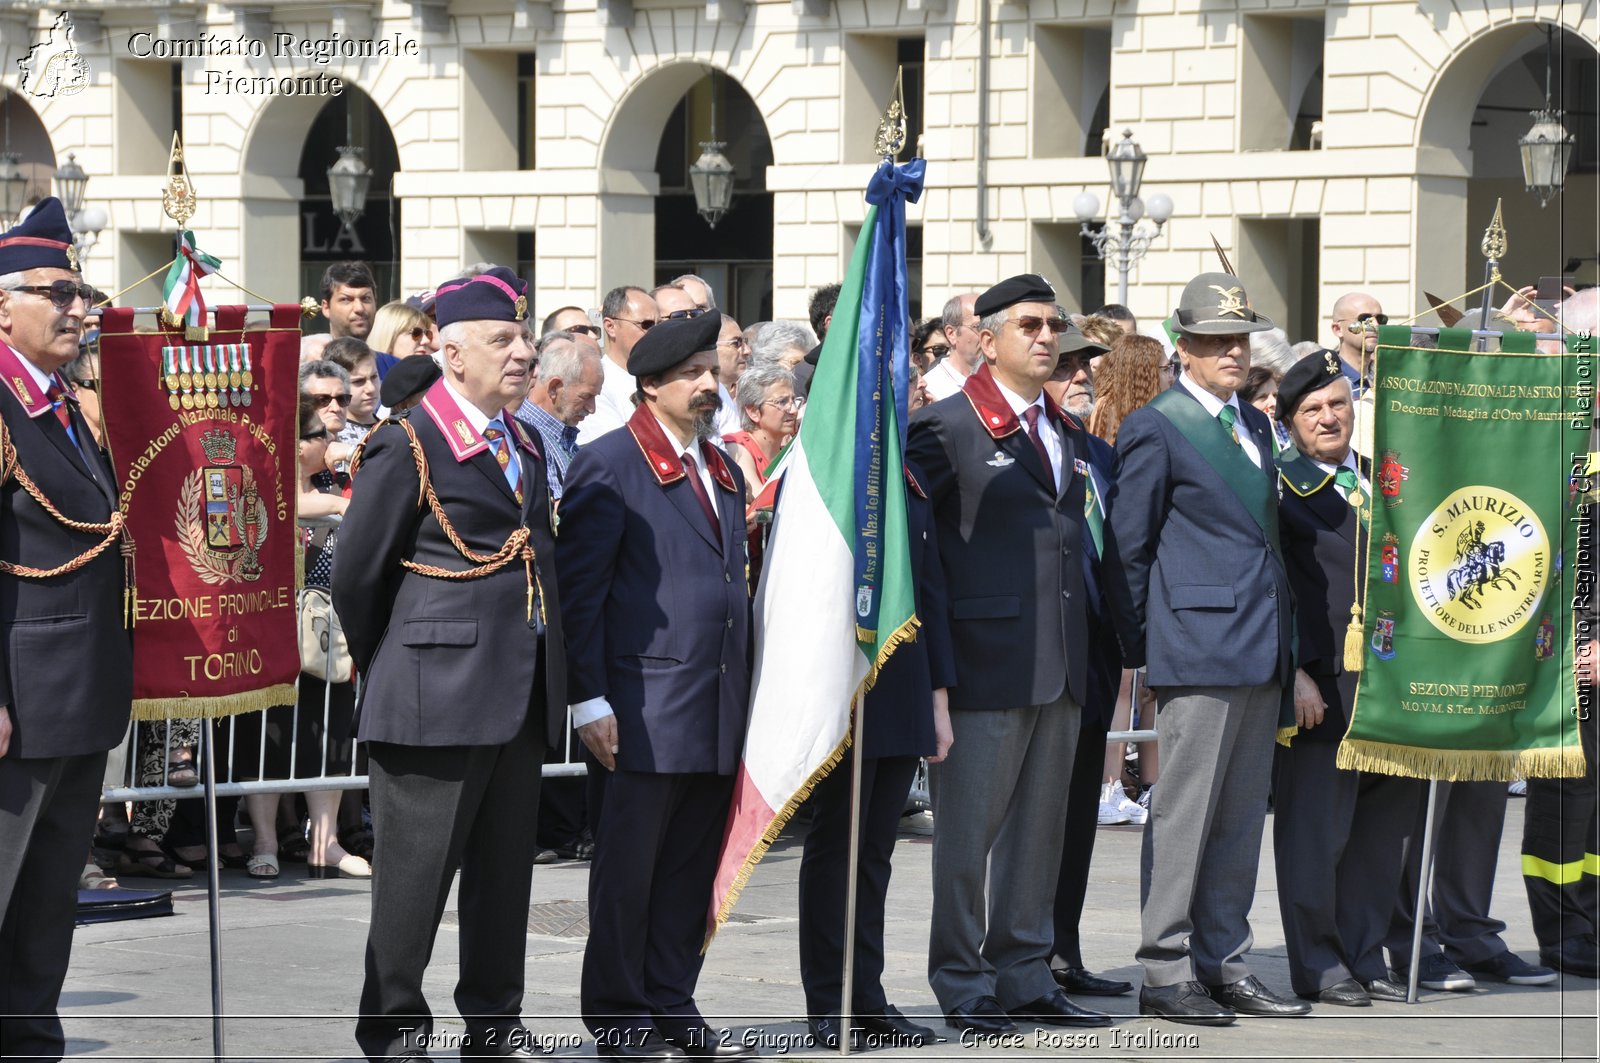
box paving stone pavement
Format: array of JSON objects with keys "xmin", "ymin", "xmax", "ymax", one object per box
[{"xmin": 60, "ymin": 799, "xmax": 1598, "ymax": 1061}]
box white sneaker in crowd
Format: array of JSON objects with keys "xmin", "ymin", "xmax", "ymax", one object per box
[
  {"xmin": 1097, "ymin": 781, "xmax": 1131, "ymax": 825},
  {"xmin": 1116, "ymin": 789, "xmax": 1148, "ymax": 825},
  {"xmin": 1507, "ymin": 779, "xmax": 1527, "ymax": 796}
]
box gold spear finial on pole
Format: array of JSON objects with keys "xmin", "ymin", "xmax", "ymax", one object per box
[
  {"xmin": 873, "ymin": 67, "xmax": 907, "ymax": 161},
  {"xmin": 1481, "ymin": 198, "xmax": 1507, "ymax": 284},
  {"xmin": 161, "ymin": 132, "xmax": 197, "ymax": 229}
]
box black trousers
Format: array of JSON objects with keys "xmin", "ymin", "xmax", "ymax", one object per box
[
  {"xmin": 581, "ymin": 770, "xmax": 733, "ymax": 1043},
  {"xmin": 1387, "ymin": 779, "xmax": 1510, "ymax": 968},
  {"xmin": 797, "ymin": 753, "xmax": 919, "ymax": 1017},
  {"xmin": 355, "ymin": 718, "xmax": 543, "ymax": 1061},
  {"xmin": 1523, "ymin": 696, "xmax": 1599, "ymax": 947},
  {"xmin": 1051, "ymin": 712, "xmax": 1108, "ymax": 970},
  {"xmin": 1272, "ymin": 740, "xmax": 1419, "ymax": 992},
  {"xmin": 0, "ymin": 750, "xmax": 107, "ymax": 1062}
]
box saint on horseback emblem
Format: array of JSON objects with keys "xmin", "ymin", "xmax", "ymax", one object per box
[{"xmin": 1409, "ymin": 486, "xmax": 1550, "ymax": 646}]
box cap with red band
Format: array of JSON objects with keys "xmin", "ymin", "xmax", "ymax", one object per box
[{"xmin": 0, "ymin": 197, "xmax": 77, "ymax": 275}]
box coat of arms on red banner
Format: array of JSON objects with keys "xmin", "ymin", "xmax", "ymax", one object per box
[{"xmin": 177, "ymin": 427, "xmax": 268, "ymax": 583}]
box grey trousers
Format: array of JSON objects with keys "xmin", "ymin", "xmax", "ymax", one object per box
[
  {"xmin": 928, "ymin": 696, "xmax": 1080, "ymax": 1012},
  {"xmin": 1137, "ymin": 682, "xmax": 1279, "ymax": 988}
]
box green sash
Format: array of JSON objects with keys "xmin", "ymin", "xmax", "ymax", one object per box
[{"xmin": 1148, "ymin": 387, "xmax": 1280, "ymax": 558}]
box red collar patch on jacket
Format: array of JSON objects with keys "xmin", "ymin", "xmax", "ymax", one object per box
[
  {"xmin": 904, "ymin": 465, "xmax": 927, "ymax": 499},
  {"xmin": 626, "ymin": 403, "xmax": 738, "ymax": 493},
  {"xmin": 0, "ymin": 338, "xmax": 65, "ymax": 418},
  {"xmin": 959, "ymin": 362, "xmax": 1081, "ymax": 441},
  {"xmin": 421, "ymin": 380, "xmax": 534, "ymax": 464}
]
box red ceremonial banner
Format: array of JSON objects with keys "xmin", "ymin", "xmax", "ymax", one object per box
[{"xmin": 98, "ymin": 305, "xmax": 301, "ymax": 719}]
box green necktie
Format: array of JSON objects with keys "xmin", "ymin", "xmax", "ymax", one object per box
[
  {"xmin": 1334, "ymin": 466, "xmax": 1360, "ymax": 498},
  {"xmin": 1217, "ymin": 404, "xmax": 1239, "ymax": 444},
  {"xmin": 1083, "ymin": 473, "xmax": 1105, "ymax": 559}
]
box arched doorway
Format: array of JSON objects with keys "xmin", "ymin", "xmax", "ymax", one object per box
[
  {"xmin": 0, "ymin": 89, "xmax": 56, "ymax": 216},
  {"xmin": 652, "ymin": 72, "xmax": 774, "ymax": 323},
  {"xmin": 1414, "ymin": 22, "xmax": 1598, "ymax": 302},
  {"xmin": 297, "ymin": 89, "xmax": 401, "ymax": 313}
]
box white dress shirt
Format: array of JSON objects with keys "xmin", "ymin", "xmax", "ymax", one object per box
[
  {"xmin": 922, "ymin": 357, "xmax": 971, "ymax": 402},
  {"xmin": 1178, "ymin": 372, "xmax": 1263, "ymax": 469},
  {"xmin": 995, "ymin": 380, "xmax": 1063, "ymax": 491},
  {"xmin": 442, "ymin": 377, "xmax": 520, "ymax": 485},
  {"xmin": 570, "ymin": 415, "xmax": 716, "ymax": 729}
]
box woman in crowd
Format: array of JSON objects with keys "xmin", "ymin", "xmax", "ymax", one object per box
[
  {"xmin": 1085, "ymin": 332, "xmax": 1170, "ymax": 825},
  {"xmin": 231, "ymin": 400, "xmax": 368, "ymax": 879},
  {"xmin": 910, "ymin": 317, "xmax": 948, "ymax": 374},
  {"xmin": 367, "ymin": 301, "xmax": 437, "ymax": 378},
  {"xmin": 723, "ymin": 360, "xmax": 801, "ymax": 495},
  {"xmin": 1240, "ymin": 365, "xmax": 1292, "ymax": 454}
]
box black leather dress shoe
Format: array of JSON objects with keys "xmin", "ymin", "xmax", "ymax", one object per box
[
  {"xmin": 1138, "ymin": 982, "xmax": 1237, "ymax": 1026},
  {"xmin": 1053, "ymin": 966, "xmax": 1134, "ymax": 996},
  {"xmin": 944, "ymin": 996, "xmax": 1017, "ymax": 1034},
  {"xmin": 1297, "ymin": 978, "xmax": 1370, "ymax": 1007},
  {"xmin": 656, "ymin": 1025, "xmax": 754, "ymax": 1061},
  {"xmin": 462, "ymin": 1027, "xmax": 544, "ymax": 1058},
  {"xmin": 857, "ymin": 1004, "xmax": 936, "ymax": 1044},
  {"xmin": 1205, "ymin": 975, "xmax": 1311, "ymax": 1017},
  {"xmin": 1007, "ymin": 988, "xmax": 1112, "ymax": 1028},
  {"xmin": 1541, "ymin": 935, "xmax": 1600, "ymax": 978},
  {"xmin": 596, "ymin": 1032, "xmax": 687, "ymax": 1061},
  {"xmin": 807, "ymin": 1016, "xmax": 862, "ymax": 1051},
  {"xmin": 1362, "ymin": 977, "xmax": 1408, "ymax": 1002}
]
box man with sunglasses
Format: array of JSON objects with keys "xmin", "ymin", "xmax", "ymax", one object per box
[
  {"xmin": 1328, "ymin": 292, "xmax": 1386, "ymax": 396},
  {"xmin": 909, "ymin": 274, "xmax": 1114, "ymax": 1035},
  {"xmin": 0, "ymin": 197, "xmax": 132, "ymax": 1061},
  {"xmin": 578, "ymin": 286, "xmax": 659, "ymax": 446},
  {"xmin": 542, "ymin": 305, "xmax": 602, "ymax": 340}
]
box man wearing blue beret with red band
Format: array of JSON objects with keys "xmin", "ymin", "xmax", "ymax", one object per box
[{"xmin": 0, "ymin": 198, "xmax": 132, "ymax": 1062}]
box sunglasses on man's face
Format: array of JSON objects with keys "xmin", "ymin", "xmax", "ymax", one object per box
[
  {"xmin": 1008, "ymin": 316, "xmax": 1070, "ymax": 337},
  {"xmin": 300, "ymin": 429, "xmax": 331, "ymax": 442},
  {"xmin": 9, "ymin": 280, "xmax": 95, "ymax": 312},
  {"xmin": 566, "ymin": 324, "xmax": 601, "ymax": 337},
  {"xmin": 664, "ymin": 308, "xmax": 709, "ymax": 321},
  {"xmin": 919, "ymin": 344, "xmax": 951, "ymax": 359},
  {"xmin": 1344, "ymin": 313, "xmax": 1389, "ymax": 326}
]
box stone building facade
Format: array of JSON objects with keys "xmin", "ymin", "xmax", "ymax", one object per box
[{"xmin": 0, "ymin": 0, "xmax": 1593, "ymax": 339}]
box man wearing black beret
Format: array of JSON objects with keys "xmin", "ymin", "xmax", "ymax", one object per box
[
  {"xmin": 335, "ymin": 266, "xmax": 567, "ymax": 1059},
  {"xmin": 0, "ymin": 197, "xmax": 132, "ymax": 1061},
  {"xmin": 909, "ymin": 273, "xmax": 1113, "ymax": 1034},
  {"xmin": 556, "ymin": 311, "xmax": 754, "ymax": 1062},
  {"xmin": 1272, "ymin": 351, "xmax": 1417, "ymax": 1007},
  {"xmin": 377, "ymin": 352, "xmax": 441, "ymax": 412}
]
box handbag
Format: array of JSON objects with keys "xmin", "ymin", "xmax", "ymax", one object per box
[{"xmin": 298, "ymin": 585, "xmax": 353, "ymax": 683}]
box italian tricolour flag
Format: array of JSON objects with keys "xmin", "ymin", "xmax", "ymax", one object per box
[{"xmin": 707, "ymin": 159, "xmax": 926, "ymax": 943}]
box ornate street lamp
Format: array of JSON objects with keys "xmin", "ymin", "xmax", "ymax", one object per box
[
  {"xmin": 53, "ymin": 152, "xmax": 88, "ymax": 218},
  {"xmin": 1519, "ymin": 29, "xmax": 1573, "ymax": 209},
  {"xmin": 689, "ymin": 73, "xmax": 736, "ymax": 229},
  {"xmin": 1075, "ymin": 129, "xmax": 1173, "ymax": 306},
  {"xmin": 327, "ymin": 144, "xmax": 373, "ymax": 234}
]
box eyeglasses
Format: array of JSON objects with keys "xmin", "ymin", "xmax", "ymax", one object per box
[
  {"xmin": 407, "ymin": 326, "xmax": 432, "ymax": 342},
  {"xmin": 566, "ymin": 324, "xmax": 601, "ymax": 337},
  {"xmin": 718, "ymin": 337, "xmax": 751, "ymax": 350},
  {"xmin": 1341, "ymin": 313, "xmax": 1389, "ymax": 326},
  {"xmin": 762, "ymin": 396, "xmax": 806, "ymax": 411},
  {"xmin": 1008, "ymin": 316, "xmax": 1070, "ymax": 336},
  {"xmin": 300, "ymin": 429, "xmax": 331, "ymax": 442},
  {"xmin": 918, "ymin": 344, "xmax": 951, "ymax": 359},
  {"xmin": 309, "ymin": 392, "xmax": 351, "ymax": 408},
  {"xmin": 612, "ymin": 316, "xmax": 656, "ymax": 331},
  {"xmin": 664, "ymin": 308, "xmax": 708, "ymax": 320},
  {"xmin": 74, "ymin": 378, "xmax": 99, "ymax": 392},
  {"xmin": 8, "ymin": 280, "xmax": 95, "ymax": 311}
]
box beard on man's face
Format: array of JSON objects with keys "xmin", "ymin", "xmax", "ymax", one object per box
[{"xmin": 690, "ymin": 390, "xmax": 722, "ymax": 440}]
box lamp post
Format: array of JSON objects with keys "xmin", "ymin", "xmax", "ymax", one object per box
[
  {"xmin": 1074, "ymin": 129, "xmax": 1173, "ymax": 307},
  {"xmin": 688, "ymin": 72, "xmax": 736, "ymax": 228},
  {"xmin": 1518, "ymin": 28, "xmax": 1574, "ymax": 209},
  {"xmin": 53, "ymin": 152, "xmax": 105, "ymax": 264}
]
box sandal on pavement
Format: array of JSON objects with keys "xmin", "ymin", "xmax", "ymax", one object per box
[
  {"xmin": 308, "ymin": 853, "xmax": 372, "ymax": 879},
  {"xmin": 278, "ymin": 829, "xmax": 310, "ymax": 863},
  {"xmin": 216, "ymin": 844, "xmax": 251, "ymax": 870},
  {"xmin": 116, "ymin": 843, "xmax": 193, "ymax": 879},
  {"xmin": 79, "ymin": 862, "xmax": 121, "ymax": 890},
  {"xmin": 165, "ymin": 757, "xmax": 199, "ymax": 788},
  {"xmin": 247, "ymin": 852, "xmax": 280, "ymax": 878}
]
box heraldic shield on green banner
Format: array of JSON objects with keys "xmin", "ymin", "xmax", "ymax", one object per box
[{"xmin": 1337, "ymin": 324, "xmax": 1594, "ymax": 782}]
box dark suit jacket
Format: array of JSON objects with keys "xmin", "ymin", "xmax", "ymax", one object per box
[
  {"xmin": 556, "ymin": 404, "xmax": 751, "ymax": 775},
  {"xmin": 333, "ymin": 379, "xmax": 566, "ymax": 750},
  {"xmin": 1106, "ymin": 387, "xmax": 1292, "ymax": 689},
  {"xmin": 907, "ymin": 363, "xmax": 1091, "ymax": 711},
  {"xmin": 0, "ymin": 344, "xmax": 131, "ymax": 758},
  {"xmin": 1079, "ymin": 431, "xmax": 1125, "ymax": 729},
  {"xmin": 1277, "ymin": 451, "xmax": 1367, "ymax": 739}
]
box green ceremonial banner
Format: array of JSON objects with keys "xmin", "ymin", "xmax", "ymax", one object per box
[{"xmin": 1337, "ymin": 324, "xmax": 1594, "ymax": 781}]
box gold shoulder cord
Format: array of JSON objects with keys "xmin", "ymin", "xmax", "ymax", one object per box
[
  {"xmin": 354, "ymin": 417, "xmax": 546, "ymax": 624},
  {"xmin": 0, "ymin": 413, "xmax": 136, "ymax": 626}
]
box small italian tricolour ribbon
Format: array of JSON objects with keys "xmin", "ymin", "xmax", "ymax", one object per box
[{"xmin": 161, "ymin": 230, "xmax": 222, "ymax": 328}]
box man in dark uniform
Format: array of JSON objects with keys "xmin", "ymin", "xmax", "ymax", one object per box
[
  {"xmin": 556, "ymin": 311, "xmax": 753, "ymax": 1063},
  {"xmin": 0, "ymin": 198, "xmax": 132, "ymax": 1061},
  {"xmin": 1107, "ymin": 272, "xmax": 1305, "ymax": 1025},
  {"xmin": 334, "ymin": 267, "xmax": 566, "ymax": 1061},
  {"xmin": 908, "ymin": 274, "xmax": 1112, "ymax": 1033},
  {"xmin": 1272, "ymin": 352, "xmax": 1416, "ymax": 1005}
]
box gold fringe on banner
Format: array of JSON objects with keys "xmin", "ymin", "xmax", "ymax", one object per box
[
  {"xmin": 131, "ymin": 683, "xmax": 299, "ymax": 722},
  {"xmin": 1276, "ymin": 726, "xmax": 1297, "ymax": 748},
  {"xmin": 1335, "ymin": 739, "xmax": 1587, "ymax": 782},
  {"xmin": 704, "ymin": 613, "xmax": 922, "ymax": 951}
]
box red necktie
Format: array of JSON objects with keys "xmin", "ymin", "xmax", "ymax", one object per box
[
  {"xmin": 45, "ymin": 383, "xmax": 73, "ymax": 433},
  {"xmin": 1022, "ymin": 406, "xmax": 1055, "ymax": 487},
  {"xmin": 681, "ymin": 454, "xmax": 721, "ymax": 539}
]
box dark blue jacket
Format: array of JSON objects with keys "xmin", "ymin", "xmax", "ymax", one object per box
[
  {"xmin": 1078, "ymin": 430, "xmax": 1124, "ymax": 729},
  {"xmin": 556, "ymin": 406, "xmax": 752, "ymax": 775}
]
